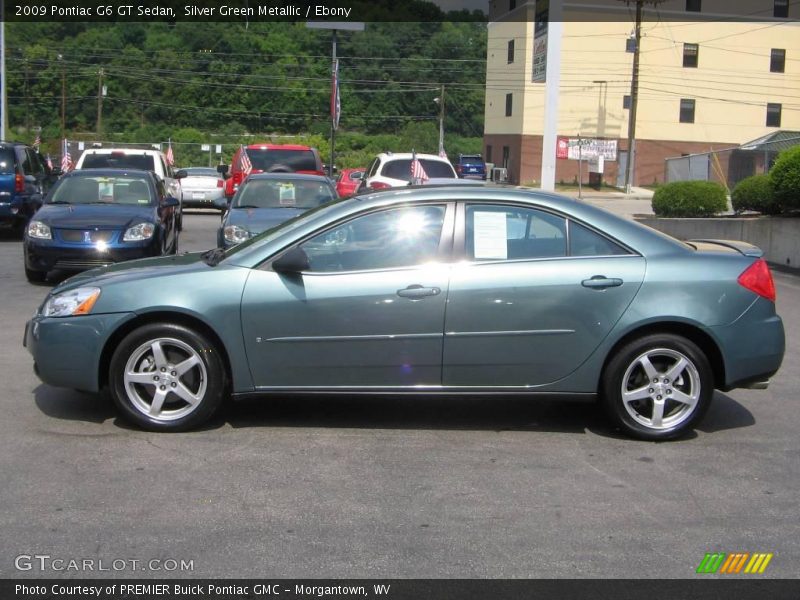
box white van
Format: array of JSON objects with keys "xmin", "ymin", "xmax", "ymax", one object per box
[{"xmin": 74, "ymin": 148, "xmax": 184, "ymax": 229}]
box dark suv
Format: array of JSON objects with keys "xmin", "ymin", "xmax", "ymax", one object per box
[
  {"xmin": 0, "ymin": 141, "xmax": 56, "ymax": 235},
  {"xmin": 455, "ymin": 154, "xmax": 487, "ymax": 180}
]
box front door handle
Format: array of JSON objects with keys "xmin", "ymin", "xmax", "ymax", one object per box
[
  {"xmin": 582, "ymin": 275, "xmax": 623, "ymax": 289},
  {"xmin": 397, "ymin": 285, "xmax": 441, "ymax": 299}
]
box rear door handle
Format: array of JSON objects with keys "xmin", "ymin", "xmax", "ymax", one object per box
[
  {"xmin": 397, "ymin": 285, "xmax": 441, "ymax": 299},
  {"xmin": 582, "ymin": 275, "xmax": 623, "ymax": 289}
]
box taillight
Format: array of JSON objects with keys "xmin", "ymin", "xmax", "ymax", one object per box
[
  {"xmin": 370, "ymin": 181, "xmax": 391, "ymax": 190},
  {"xmin": 216, "ymin": 179, "xmax": 223, "ymax": 188},
  {"xmin": 14, "ymin": 174, "xmax": 24, "ymax": 193},
  {"xmin": 738, "ymin": 258, "xmax": 776, "ymax": 302}
]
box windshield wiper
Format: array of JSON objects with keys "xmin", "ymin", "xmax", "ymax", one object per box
[
  {"xmin": 201, "ymin": 247, "xmax": 226, "ymax": 267},
  {"xmin": 234, "ymin": 204, "xmax": 260, "ymax": 209},
  {"xmin": 48, "ymin": 200, "xmax": 71, "ymax": 205}
]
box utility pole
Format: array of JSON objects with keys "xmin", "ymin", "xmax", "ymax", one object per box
[
  {"xmin": 621, "ymin": 0, "xmax": 665, "ymax": 194},
  {"xmin": 96, "ymin": 68, "xmax": 104, "ymax": 137},
  {"xmin": 59, "ymin": 54, "xmax": 66, "ymax": 139},
  {"xmin": 435, "ymin": 84, "xmax": 445, "ymax": 156}
]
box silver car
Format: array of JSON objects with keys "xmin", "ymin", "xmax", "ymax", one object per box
[{"xmin": 180, "ymin": 167, "xmax": 225, "ymax": 210}]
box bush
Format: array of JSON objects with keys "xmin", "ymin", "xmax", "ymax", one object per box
[
  {"xmin": 651, "ymin": 181, "xmax": 728, "ymax": 217},
  {"xmin": 770, "ymin": 145, "xmax": 800, "ymax": 212},
  {"xmin": 731, "ymin": 174, "xmax": 780, "ymax": 214}
]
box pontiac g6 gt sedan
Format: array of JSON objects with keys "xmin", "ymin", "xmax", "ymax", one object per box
[{"xmin": 24, "ymin": 186, "xmax": 784, "ymax": 439}]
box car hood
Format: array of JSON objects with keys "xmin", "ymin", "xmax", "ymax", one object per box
[
  {"xmin": 226, "ymin": 206, "xmax": 307, "ymax": 234},
  {"xmin": 33, "ymin": 203, "xmax": 155, "ymax": 229}
]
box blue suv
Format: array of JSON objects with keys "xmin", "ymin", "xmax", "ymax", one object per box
[
  {"xmin": 0, "ymin": 142, "xmax": 56, "ymax": 236},
  {"xmin": 455, "ymin": 154, "xmax": 487, "ymax": 180}
]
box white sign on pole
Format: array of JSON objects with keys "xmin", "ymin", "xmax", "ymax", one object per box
[
  {"xmin": 201, "ymin": 144, "xmax": 210, "ymax": 151},
  {"xmin": 215, "ymin": 145, "xmax": 222, "ymax": 154}
]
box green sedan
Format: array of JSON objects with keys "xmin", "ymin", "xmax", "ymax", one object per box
[{"xmin": 24, "ymin": 186, "xmax": 784, "ymax": 439}]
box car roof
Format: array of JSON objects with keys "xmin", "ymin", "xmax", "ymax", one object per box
[
  {"xmin": 377, "ymin": 153, "xmax": 451, "ymax": 161},
  {"xmin": 80, "ymin": 148, "xmax": 164, "ymax": 156},
  {"xmin": 245, "ymin": 173, "xmax": 331, "ymax": 182},
  {"xmin": 244, "ymin": 144, "xmax": 314, "ymax": 151},
  {"xmin": 64, "ymin": 168, "xmax": 157, "ymax": 180}
]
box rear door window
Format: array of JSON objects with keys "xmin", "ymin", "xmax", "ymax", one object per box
[
  {"xmin": 246, "ymin": 149, "xmax": 318, "ymax": 172},
  {"xmin": 82, "ymin": 154, "xmax": 156, "ymax": 170},
  {"xmin": 0, "ymin": 148, "xmax": 16, "ymax": 174}
]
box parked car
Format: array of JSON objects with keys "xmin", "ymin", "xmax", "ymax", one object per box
[
  {"xmin": 0, "ymin": 141, "xmax": 58, "ymax": 235},
  {"xmin": 23, "ymin": 169, "xmax": 181, "ymax": 282},
  {"xmin": 223, "ymin": 144, "xmax": 325, "ymax": 200},
  {"xmin": 75, "ymin": 148, "xmax": 184, "ymax": 229},
  {"xmin": 218, "ymin": 173, "xmax": 337, "ymax": 248},
  {"xmin": 24, "ymin": 186, "xmax": 784, "ymax": 438},
  {"xmin": 335, "ymin": 167, "xmax": 365, "ymax": 196},
  {"xmin": 359, "ymin": 152, "xmax": 457, "ymax": 191},
  {"xmin": 455, "ymin": 154, "xmax": 487, "ymax": 180},
  {"xmin": 180, "ymin": 167, "xmax": 225, "ymax": 210}
]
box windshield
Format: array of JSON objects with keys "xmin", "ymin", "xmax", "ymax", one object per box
[
  {"xmin": 82, "ymin": 154, "xmax": 156, "ymax": 171},
  {"xmin": 246, "ymin": 148, "xmax": 318, "ymax": 172},
  {"xmin": 49, "ymin": 175, "xmax": 154, "ymax": 205},
  {"xmin": 223, "ymin": 196, "xmax": 349, "ymax": 259},
  {"xmin": 233, "ymin": 178, "xmax": 335, "ymax": 209}
]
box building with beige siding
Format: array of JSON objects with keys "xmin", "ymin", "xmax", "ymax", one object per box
[{"xmin": 484, "ymin": 0, "xmax": 800, "ymax": 187}]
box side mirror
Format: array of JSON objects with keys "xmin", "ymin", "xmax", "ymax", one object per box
[
  {"xmin": 213, "ymin": 197, "xmax": 228, "ymax": 210},
  {"xmin": 272, "ymin": 247, "xmax": 309, "ymax": 274},
  {"xmin": 175, "ymin": 169, "xmax": 188, "ymax": 179},
  {"xmin": 51, "ymin": 167, "xmax": 63, "ymax": 177},
  {"xmin": 217, "ymin": 164, "xmax": 229, "ymax": 178},
  {"xmin": 163, "ymin": 196, "xmax": 180, "ymax": 208}
]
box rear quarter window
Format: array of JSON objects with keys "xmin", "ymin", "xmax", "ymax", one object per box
[{"xmin": 0, "ymin": 148, "xmax": 16, "ymax": 173}]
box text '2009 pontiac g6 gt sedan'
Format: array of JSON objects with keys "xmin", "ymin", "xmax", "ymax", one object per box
[{"xmin": 24, "ymin": 186, "xmax": 784, "ymax": 440}]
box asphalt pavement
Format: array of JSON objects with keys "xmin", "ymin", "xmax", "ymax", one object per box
[{"xmin": 0, "ymin": 208, "xmax": 798, "ymax": 579}]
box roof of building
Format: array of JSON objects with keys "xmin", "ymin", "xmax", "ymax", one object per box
[{"xmin": 740, "ymin": 131, "xmax": 800, "ymax": 153}]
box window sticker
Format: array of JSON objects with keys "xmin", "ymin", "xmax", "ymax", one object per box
[
  {"xmin": 473, "ymin": 211, "xmax": 508, "ymax": 259},
  {"xmin": 279, "ymin": 183, "xmax": 296, "ymax": 205}
]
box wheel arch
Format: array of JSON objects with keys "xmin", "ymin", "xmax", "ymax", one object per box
[
  {"xmin": 98, "ymin": 311, "xmax": 233, "ymax": 392},
  {"xmin": 600, "ymin": 321, "xmax": 726, "ymax": 391}
]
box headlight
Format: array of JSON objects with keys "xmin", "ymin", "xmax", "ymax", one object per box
[
  {"xmin": 123, "ymin": 222, "xmax": 155, "ymax": 241},
  {"xmin": 224, "ymin": 225, "xmax": 250, "ymax": 244},
  {"xmin": 27, "ymin": 220, "xmax": 52, "ymax": 240},
  {"xmin": 42, "ymin": 287, "xmax": 101, "ymax": 317}
]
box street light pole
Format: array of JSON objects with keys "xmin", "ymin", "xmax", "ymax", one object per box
[{"xmin": 306, "ymin": 21, "xmax": 365, "ymax": 178}]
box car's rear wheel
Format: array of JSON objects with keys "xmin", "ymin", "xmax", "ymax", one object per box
[
  {"xmin": 109, "ymin": 323, "xmax": 226, "ymax": 431},
  {"xmin": 602, "ymin": 333, "xmax": 713, "ymax": 440}
]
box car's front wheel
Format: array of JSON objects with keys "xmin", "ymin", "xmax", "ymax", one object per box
[
  {"xmin": 109, "ymin": 323, "xmax": 226, "ymax": 431},
  {"xmin": 602, "ymin": 333, "xmax": 713, "ymax": 440}
]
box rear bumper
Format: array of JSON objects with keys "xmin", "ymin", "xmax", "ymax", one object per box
[{"xmin": 712, "ymin": 298, "xmax": 785, "ymax": 391}]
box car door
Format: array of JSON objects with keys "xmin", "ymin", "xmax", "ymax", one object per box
[
  {"xmin": 442, "ymin": 202, "xmax": 646, "ymax": 387},
  {"xmin": 240, "ymin": 203, "xmax": 454, "ymax": 388}
]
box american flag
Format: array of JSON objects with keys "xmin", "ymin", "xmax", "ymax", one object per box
[
  {"xmin": 33, "ymin": 133, "xmax": 41, "ymax": 150},
  {"xmin": 60, "ymin": 139, "xmax": 73, "ymax": 172},
  {"xmin": 46, "ymin": 154, "xmax": 53, "ymax": 170},
  {"xmin": 165, "ymin": 142, "xmax": 175, "ymax": 166},
  {"xmin": 331, "ymin": 59, "xmax": 340, "ymax": 131},
  {"xmin": 238, "ymin": 145, "xmax": 253, "ymax": 177},
  {"xmin": 410, "ymin": 153, "xmax": 429, "ymax": 184}
]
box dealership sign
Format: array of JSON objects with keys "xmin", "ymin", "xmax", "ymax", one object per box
[{"xmin": 556, "ymin": 137, "xmax": 618, "ymax": 161}]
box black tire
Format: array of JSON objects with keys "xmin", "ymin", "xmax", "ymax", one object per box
[
  {"xmin": 25, "ymin": 266, "xmax": 47, "ymax": 283},
  {"xmin": 109, "ymin": 322, "xmax": 227, "ymax": 432},
  {"xmin": 601, "ymin": 333, "xmax": 713, "ymax": 441}
]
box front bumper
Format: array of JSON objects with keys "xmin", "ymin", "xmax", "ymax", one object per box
[
  {"xmin": 25, "ymin": 240, "xmax": 159, "ymax": 273},
  {"xmin": 24, "ymin": 312, "xmax": 135, "ymax": 392}
]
